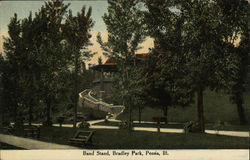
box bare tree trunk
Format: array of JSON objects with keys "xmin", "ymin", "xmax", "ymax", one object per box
[
  {"xmin": 0, "ymin": 103, "xmax": 2, "ymax": 127},
  {"xmin": 162, "ymin": 106, "xmax": 168, "ymax": 124},
  {"xmin": 127, "ymin": 70, "xmax": 132, "ymax": 130},
  {"xmin": 28, "ymin": 99, "xmax": 33, "ymax": 126},
  {"xmin": 197, "ymin": 88, "xmax": 205, "ymax": 133},
  {"xmin": 73, "ymin": 88, "xmax": 78, "ymax": 128},
  {"xmin": 73, "ymin": 52, "xmax": 80, "ymax": 128},
  {"xmin": 138, "ymin": 105, "xmax": 142, "ymax": 123},
  {"xmin": 236, "ymin": 95, "xmax": 246, "ymax": 125},
  {"xmin": 13, "ymin": 102, "xmax": 17, "ymax": 125},
  {"xmin": 45, "ymin": 98, "xmax": 52, "ymax": 126}
]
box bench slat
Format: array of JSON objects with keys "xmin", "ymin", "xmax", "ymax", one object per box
[{"xmin": 69, "ymin": 131, "xmax": 95, "ymax": 146}]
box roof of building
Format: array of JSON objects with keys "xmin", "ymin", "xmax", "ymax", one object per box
[
  {"xmin": 91, "ymin": 53, "xmax": 148, "ymax": 72},
  {"xmin": 135, "ymin": 53, "xmax": 149, "ymax": 59},
  {"xmin": 104, "ymin": 58, "xmax": 117, "ymax": 66}
]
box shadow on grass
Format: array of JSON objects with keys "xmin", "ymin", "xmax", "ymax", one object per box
[{"xmin": 36, "ymin": 126, "xmax": 249, "ymax": 149}]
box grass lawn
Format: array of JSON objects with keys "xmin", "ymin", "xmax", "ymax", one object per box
[
  {"xmin": 93, "ymin": 121, "xmax": 250, "ymax": 131},
  {"xmin": 117, "ymin": 90, "xmax": 250, "ymax": 124},
  {"xmin": 93, "ymin": 121, "xmax": 184, "ymax": 128},
  {"xmin": 0, "ymin": 142, "xmax": 26, "ymax": 149},
  {"xmin": 36, "ymin": 126, "xmax": 249, "ymax": 149}
]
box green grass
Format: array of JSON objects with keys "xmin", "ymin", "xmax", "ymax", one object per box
[
  {"xmin": 93, "ymin": 121, "xmax": 249, "ymax": 131},
  {"xmin": 36, "ymin": 126, "xmax": 249, "ymax": 149},
  {"xmin": 0, "ymin": 142, "xmax": 26, "ymax": 149},
  {"xmin": 117, "ymin": 90, "xmax": 250, "ymax": 125},
  {"xmin": 38, "ymin": 126, "xmax": 79, "ymax": 145},
  {"xmin": 94, "ymin": 121, "xmax": 184, "ymax": 128}
]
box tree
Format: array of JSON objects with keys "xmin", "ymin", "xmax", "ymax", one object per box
[
  {"xmin": 32, "ymin": 0, "xmax": 70, "ymax": 125},
  {"xmin": 18, "ymin": 13, "xmax": 41, "ymax": 126},
  {"xmin": 144, "ymin": 0, "xmax": 193, "ymax": 124},
  {"xmin": 216, "ymin": 0, "xmax": 250, "ymax": 125},
  {"xmin": 97, "ymin": 0, "xmax": 146, "ymax": 126},
  {"xmin": 63, "ymin": 7, "xmax": 94, "ymax": 128},
  {"xmin": 2, "ymin": 0, "xmax": 95, "ymax": 127},
  {"xmin": 2, "ymin": 13, "xmax": 23, "ymax": 125},
  {"xmin": 145, "ymin": 0, "xmax": 242, "ymax": 133},
  {"xmin": 0, "ymin": 55, "xmax": 4, "ymax": 127}
]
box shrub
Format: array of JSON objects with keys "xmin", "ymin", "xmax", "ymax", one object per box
[{"xmin": 78, "ymin": 121, "xmax": 90, "ymax": 128}]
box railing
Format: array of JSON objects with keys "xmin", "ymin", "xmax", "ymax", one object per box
[{"xmin": 78, "ymin": 89, "xmax": 125, "ymax": 118}]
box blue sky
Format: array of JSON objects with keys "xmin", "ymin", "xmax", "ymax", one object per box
[
  {"xmin": 0, "ymin": 0, "xmax": 153, "ymax": 64},
  {"xmin": 0, "ymin": 0, "xmax": 108, "ymax": 32}
]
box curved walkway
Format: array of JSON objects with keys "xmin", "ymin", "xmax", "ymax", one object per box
[
  {"xmin": 78, "ymin": 89, "xmax": 125, "ymax": 118},
  {"xmin": 90, "ymin": 119, "xmax": 250, "ymax": 138},
  {"xmin": 15, "ymin": 120, "xmax": 250, "ymax": 137},
  {"xmin": 0, "ymin": 134, "xmax": 78, "ymax": 149}
]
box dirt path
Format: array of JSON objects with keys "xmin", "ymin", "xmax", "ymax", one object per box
[{"xmin": 0, "ymin": 134, "xmax": 79, "ymax": 149}]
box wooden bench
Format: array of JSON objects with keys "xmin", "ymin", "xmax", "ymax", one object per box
[
  {"xmin": 24, "ymin": 125, "xmax": 40, "ymax": 139},
  {"xmin": 69, "ymin": 130, "xmax": 95, "ymax": 146},
  {"xmin": 2, "ymin": 125, "xmax": 14, "ymax": 134}
]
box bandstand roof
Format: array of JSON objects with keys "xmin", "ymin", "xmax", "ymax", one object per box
[
  {"xmin": 91, "ymin": 53, "xmax": 148, "ymax": 72},
  {"xmin": 91, "ymin": 58, "xmax": 117, "ymax": 72}
]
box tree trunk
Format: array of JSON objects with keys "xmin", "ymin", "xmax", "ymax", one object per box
[
  {"xmin": 46, "ymin": 98, "xmax": 52, "ymax": 126},
  {"xmin": 0, "ymin": 104, "xmax": 2, "ymax": 127},
  {"xmin": 129, "ymin": 104, "xmax": 132, "ymax": 122},
  {"xmin": 236, "ymin": 95, "xmax": 246, "ymax": 125},
  {"xmin": 73, "ymin": 90, "xmax": 78, "ymax": 128},
  {"xmin": 163, "ymin": 106, "xmax": 168, "ymax": 124},
  {"xmin": 73, "ymin": 53, "xmax": 80, "ymax": 128},
  {"xmin": 28, "ymin": 99, "xmax": 33, "ymax": 126},
  {"xmin": 13, "ymin": 102, "xmax": 17, "ymax": 125},
  {"xmin": 197, "ymin": 88, "xmax": 205, "ymax": 133},
  {"xmin": 138, "ymin": 105, "xmax": 142, "ymax": 123}
]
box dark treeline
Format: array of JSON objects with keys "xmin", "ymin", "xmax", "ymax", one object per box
[
  {"xmin": 0, "ymin": 0, "xmax": 94, "ymax": 127},
  {"xmin": 98, "ymin": 0, "xmax": 249, "ymax": 132}
]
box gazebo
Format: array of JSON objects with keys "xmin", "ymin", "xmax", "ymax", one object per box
[
  {"xmin": 90, "ymin": 54, "xmax": 148, "ymax": 100},
  {"xmin": 91, "ymin": 59, "xmax": 117, "ymax": 100}
]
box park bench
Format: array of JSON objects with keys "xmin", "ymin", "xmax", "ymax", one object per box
[
  {"xmin": 2, "ymin": 125, "xmax": 14, "ymax": 135},
  {"xmin": 69, "ymin": 130, "xmax": 95, "ymax": 146},
  {"xmin": 152, "ymin": 117, "xmax": 167, "ymax": 132},
  {"xmin": 24, "ymin": 125, "xmax": 40, "ymax": 139}
]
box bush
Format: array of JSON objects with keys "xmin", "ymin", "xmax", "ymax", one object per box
[
  {"xmin": 78, "ymin": 121, "xmax": 90, "ymax": 128},
  {"xmin": 184, "ymin": 121, "xmax": 200, "ymax": 133},
  {"xmin": 42, "ymin": 120, "xmax": 53, "ymax": 126},
  {"xmin": 56, "ymin": 116, "xmax": 65, "ymax": 127},
  {"xmin": 118, "ymin": 121, "xmax": 133, "ymax": 130}
]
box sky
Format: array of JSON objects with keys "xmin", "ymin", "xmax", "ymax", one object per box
[{"xmin": 0, "ymin": 0, "xmax": 153, "ymax": 64}]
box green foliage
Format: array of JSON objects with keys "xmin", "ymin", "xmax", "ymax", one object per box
[
  {"xmin": 78, "ymin": 121, "xmax": 90, "ymax": 129},
  {"xmin": 144, "ymin": 0, "xmax": 250, "ymax": 132},
  {"xmin": 118, "ymin": 121, "xmax": 133, "ymax": 130},
  {"xmin": 97, "ymin": 0, "xmax": 146, "ymax": 122},
  {"xmin": 63, "ymin": 6, "xmax": 94, "ymax": 127},
  {"xmin": 2, "ymin": 0, "xmax": 94, "ymax": 126},
  {"xmin": 2, "ymin": 13, "xmax": 24, "ymax": 123},
  {"xmin": 217, "ymin": 0, "xmax": 250, "ymax": 125},
  {"xmin": 98, "ymin": 0, "xmax": 146, "ymax": 61}
]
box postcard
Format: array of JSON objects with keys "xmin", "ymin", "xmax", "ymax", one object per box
[{"xmin": 0, "ymin": 0, "xmax": 249, "ymax": 160}]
